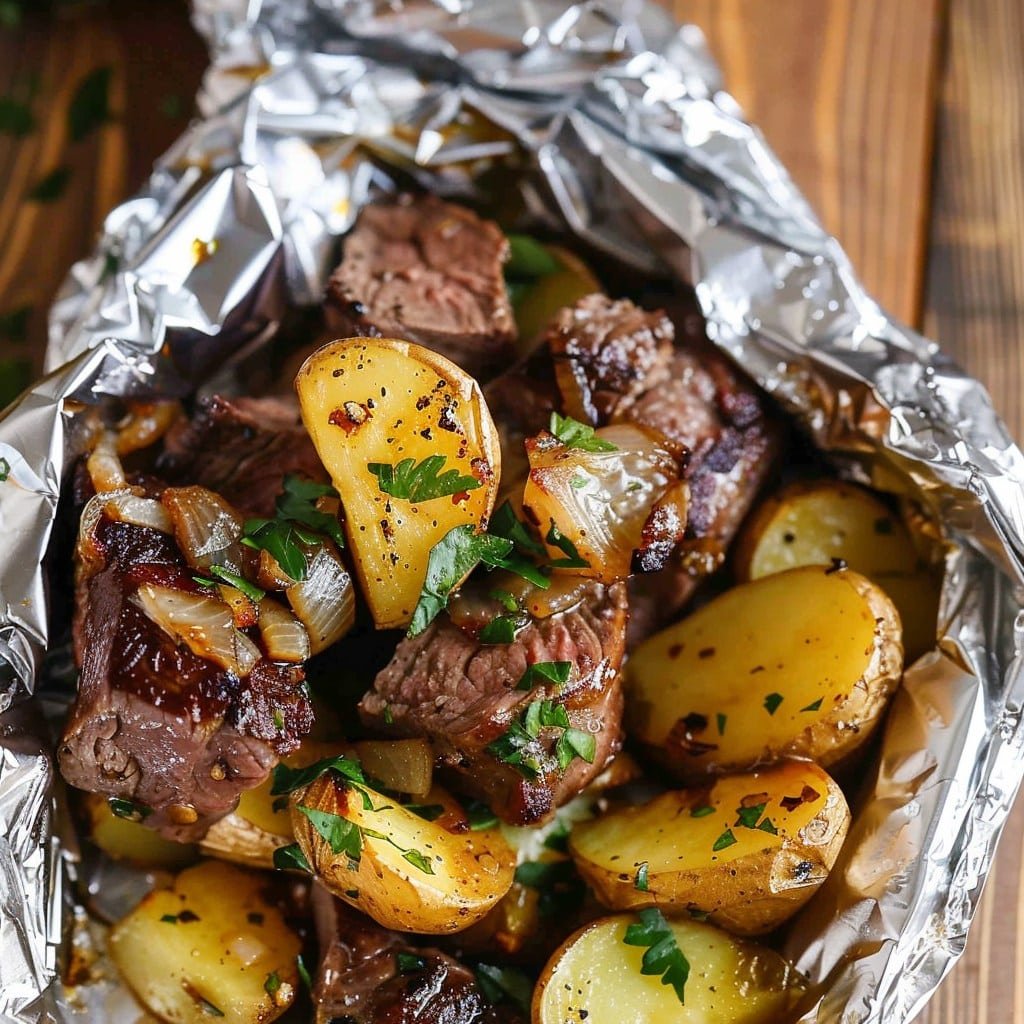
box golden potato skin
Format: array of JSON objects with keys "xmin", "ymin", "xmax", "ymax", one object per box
[
  {"xmin": 296, "ymin": 337, "xmax": 501, "ymax": 629},
  {"xmin": 569, "ymin": 760, "xmax": 850, "ymax": 935},
  {"xmin": 533, "ymin": 914, "xmax": 806, "ymax": 1024},
  {"xmin": 625, "ymin": 565, "xmax": 903, "ymax": 780},
  {"xmin": 734, "ymin": 478, "xmax": 941, "ymax": 660},
  {"xmin": 109, "ymin": 860, "xmax": 301, "ymax": 1024},
  {"xmin": 291, "ymin": 775, "xmax": 515, "ymax": 934}
]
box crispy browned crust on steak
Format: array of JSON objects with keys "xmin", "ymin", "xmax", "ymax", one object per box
[
  {"xmin": 312, "ymin": 886, "xmax": 524, "ymax": 1024},
  {"xmin": 58, "ymin": 510, "xmax": 312, "ymax": 841},
  {"xmin": 325, "ymin": 195, "xmax": 516, "ymax": 379},
  {"xmin": 359, "ymin": 584, "xmax": 627, "ymax": 826}
]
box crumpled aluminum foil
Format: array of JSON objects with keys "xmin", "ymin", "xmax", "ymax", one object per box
[{"xmin": 2, "ymin": 1, "xmax": 1022, "ymax": 1021}]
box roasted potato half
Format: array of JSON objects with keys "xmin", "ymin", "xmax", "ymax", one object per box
[
  {"xmin": 291, "ymin": 774, "xmax": 515, "ymax": 934},
  {"xmin": 734, "ymin": 478, "xmax": 941, "ymax": 660},
  {"xmin": 626, "ymin": 565, "xmax": 903, "ymax": 779},
  {"xmin": 296, "ymin": 337, "xmax": 501, "ymax": 629},
  {"xmin": 533, "ymin": 913, "xmax": 807, "ymax": 1024},
  {"xmin": 569, "ymin": 760, "xmax": 849, "ymax": 935},
  {"xmin": 82, "ymin": 793, "xmax": 197, "ymax": 869},
  {"xmin": 110, "ymin": 860, "xmax": 301, "ymax": 1024}
]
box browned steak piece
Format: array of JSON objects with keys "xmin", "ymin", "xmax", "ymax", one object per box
[
  {"xmin": 58, "ymin": 509, "xmax": 313, "ymax": 842},
  {"xmin": 360, "ymin": 584, "xmax": 627, "ymax": 826},
  {"xmin": 325, "ymin": 195, "xmax": 516, "ymax": 379},
  {"xmin": 312, "ymin": 886, "xmax": 524, "ymax": 1024},
  {"xmin": 486, "ymin": 293, "xmax": 779, "ymax": 645},
  {"xmin": 159, "ymin": 394, "xmax": 326, "ymax": 517}
]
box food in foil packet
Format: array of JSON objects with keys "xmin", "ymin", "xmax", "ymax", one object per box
[{"xmin": 2, "ymin": 3, "xmax": 1023, "ymax": 1024}]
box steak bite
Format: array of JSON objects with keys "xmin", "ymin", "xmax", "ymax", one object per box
[
  {"xmin": 326, "ymin": 195, "xmax": 516, "ymax": 379},
  {"xmin": 58, "ymin": 491, "xmax": 313, "ymax": 842},
  {"xmin": 312, "ymin": 886, "xmax": 524, "ymax": 1024},
  {"xmin": 159, "ymin": 394, "xmax": 326, "ymax": 518},
  {"xmin": 359, "ymin": 583, "xmax": 627, "ymax": 826}
]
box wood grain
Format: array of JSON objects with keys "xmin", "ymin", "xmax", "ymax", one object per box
[
  {"xmin": 919, "ymin": 0, "xmax": 1024, "ymax": 1018},
  {"xmin": 673, "ymin": 0, "xmax": 943, "ymax": 327}
]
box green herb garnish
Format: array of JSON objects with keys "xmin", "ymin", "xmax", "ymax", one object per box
[
  {"xmin": 516, "ymin": 660, "xmax": 572, "ymax": 691},
  {"xmin": 108, "ymin": 797, "xmax": 152, "ymax": 822},
  {"xmin": 465, "ymin": 800, "xmax": 499, "ymax": 831},
  {"xmin": 27, "ymin": 165, "xmax": 70, "ymax": 202},
  {"xmin": 716, "ymin": 712, "xmax": 727, "ymax": 735},
  {"xmin": 396, "ymin": 953, "xmax": 426, "ymax": 974},
  {"xmin": 763, "ymin": 692, "xmax": 784, "ymax": 715},
  {"xmin": 734, "ymin": 802, "xmax": 767, "ymax": 829},
  {"xmin": 622, "ymin": 908, "xmax": 690, "ymax": 1005},
  {"xmin": 545, "ymin": 520, "xmax": 589, "ymax": 568},
  {"xmin": 712, "ymin": 829, "xmax": 737, "ymax": 852},
  {"xmin": 206, "ymin": 564, "xmax": 266, "ymax": 603},
  {"xmin": 368, "ymin": 454, "xmax": 481, "ymax": 503},
  {"xmin": 801, "ymin": 698, "xmax": 823, "ymax": 712},
  {"xmin": 68, "ymin": 66, "xmax": 112, "ymax": 141},
  {"xmin": 549, "ymin": 412, "xmax": 617, "ymax": 453},
  {"xmin": 490, "ymin": 500, "xmax": 546, "ymax": 557},
  {"xmin": 479, "ymin": 613, "xmax": 527, "ymax": 644},
  {"xmin": 295, "ymin": 954, "xmax": 312, "ymax": 991},
  {"xmin": 296, "ymin": 805, "xmax": 363, "ymax": 860},
  {"xmin": 272, "ymin": 843, "xmax": 311, "ymax": 873},
  {"xmin": 635, "ymin": 862, "xmax": 650, "ymax": 892},
  {"xmin": 514, "ymin": 859, "xmax": 586, "ymax": 916},
  {"xmin": 758, "ymin": 818, "xmax": 779, "ymax": 835},
  {"xmin": 271, "ymin": 755, "xmax": 365, "ymax": 796},
  {"xmin": 405, "ymin": 803, "xmax": 445, "ymax": 821},
  {"xmin": 474, "ymin": 963, "xmax": 534, "ymax": 1014},
  {"xmin": 263, "ymin": 971, "xmax": 281, "ymax": 997},
  {"xmin": 487, "ymin": 699, "xmax": 594, "ymax": 779},
  {"xmin": 690, "ymin": 805, "xmax": 714, "ymax": 818}
]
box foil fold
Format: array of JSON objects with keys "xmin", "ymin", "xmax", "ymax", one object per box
[{"xmin": 1, "ymin": 1, "xmax": 1022, "ymax": 1021}]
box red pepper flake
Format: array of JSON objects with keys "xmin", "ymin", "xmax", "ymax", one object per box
[
  {"xmin": 698, "ymin": 646, "xmax": 716, "ymax": 659},
  {"xmin": 668, "ymin": 643, "xmax": 684, "ymax": 659},
  {"xmin": 329, "ymin": 401, "xmax": 372, "ymax": 433}
]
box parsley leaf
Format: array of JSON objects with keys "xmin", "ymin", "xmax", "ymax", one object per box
[
  {"xmin": 734, "ymin": 802, "xmax": 767, "ymax": 829},
  {"xmin": 555, "ymin": 727, "xmax": 596, "ymax": 770},
  {"xmin": 712, "ymin": 829, "xmax": 737, "ymax": 852},
  {"xmin": 690, "ymin": 805, "xmax": 714, "ymax": 818},
  {"xmin": 108, "ymin": 797, "xmax": 151, "ymax": 822},
  {"xmin": 622, "ymin": 908, "xmax": 690, "ymax": 1005},
  {"xmin": 264, "ymin": 971, "xmax": 281, "ymax": 997},
  {"xmin": 270, "ymin": 755, "xmax": 365, "ymax": 796},
  {"xmin": 272, "ymin": 843, "xmax": 311, "ymax": 873},
  {"xmin": 296, "ymin": 805, "xmax": 362, "ymax": 860},
  {"xmin": 490, "ymin": 500, "xmax": 546, "ymax": 557},
  {"xmin": 514, "ymin": 859, "xmax": 586, "ymax": 916},
  {"xmin": 545, "ymin": 520, "xmax": 589, "ymax": 568},
  {"xmin": 397, "ymin": 953, "xmax": 426, "ymax": 974},
  {"xmin": 405, "ymin": 803, "xmax": 445, "ymax": 822},
  {"xmin": 487, "ymin": 700, "xmax": 592, "ymax": 778},
  {"xmin": 763, "ymin": 692, "xmax": 784, "ymax": 715},
  {"xmin": 368, "ymin": 455, "xmax": 481, "ymax": 503},
  {"xmin": 516, "ymin": 660, "xmax": 572, "ymax": 691},
  {"xmin": 479, "ymin": 613, "xmax": 527, "ymax": 644},
  {"xmin": 506, "ymin": 234, "xmax": 561, "ymax": 279},
  {"xmin": 402, "ymin": 848, "xmax": 435, "ymax": 874},
  {"xmin": 801, "ymin": 697, "xmax": 823, "ymax": 712},
  {"xmin": 242, "ymin": 519, "xmax": 308, "ymax": 582},
  {"xmin": 295, "ymin": 954, "xmax": 312, "ymax": 991},
  {"xmin": 206, "ymin": 564, "xmax": 265, "ymax": 603},
  {"xmin": 68, "ymin": 67, "xmax": 112, "ymax": 141},
  {"xmin": 635, "ymin": 862, "xmax": 650, "ymax": 892},
  {"xmin": 465, "ymin": 800, "xmax": 499, "ymax": 831},
  {"xmin": 758, "ymin": 817, "xmax": 779, "ymax": 835},
  {"xmin": 716, "ymin": 712, "xmax": 727, "ymax": 735},
  {"xmin": 474, "ymin": 963, "xmax": 534, "ymax": 1014},
  {"xmin": 549, "ymin": 412, "xmax": 617, "ymax": 453}
]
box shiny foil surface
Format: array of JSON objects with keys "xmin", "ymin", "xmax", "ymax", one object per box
[{"xmin": 2, "ymin": 2, "xmax": 1023, "ymax": 1021}]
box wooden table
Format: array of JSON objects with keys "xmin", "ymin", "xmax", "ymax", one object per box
[{"xmin": 1, "ymin": 1, "xmax": 1021, "ymax": 1020}]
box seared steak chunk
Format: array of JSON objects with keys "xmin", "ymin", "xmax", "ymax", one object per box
[
  {"xmin": 360, "ymin": 583, "xmax": 627, "ymax": 826},
  {"xmin": 326, "ymin": 195, "xmax": 516, "ymax": 378},
  {"xmin": 159, "ymin": 394, "xmax": 325, "ymax": 517},
  {"xmin": 58, "ymin": 500, "xmax": 313, "ymax": 842},
  {"xmin": 312, "ymin": 886, "xmax": 524, "ymax": 1024}
]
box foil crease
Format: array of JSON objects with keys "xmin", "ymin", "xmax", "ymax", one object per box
[{"xmin": 0, "ymin": 1, "xmax": 1022, "ymax": 1021}]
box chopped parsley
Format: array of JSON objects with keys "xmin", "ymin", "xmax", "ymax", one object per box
[
  {"xmin": 514, "ymin": 859, "xmax": 586, "ymax": 916},
  {"xmin": 263, "ymin": 971, "xmax": 281, "ymax": 997},
  {"xmin": 396, "ymin": 953, "xmax": 426, "ymax": 974},
  {"xmin": 716, "ymin": 712, "xmax": 727, "ymax": 735},
  {"xmin": 801, "ymin": 697, "xmax": 823, "ymax": 712},
  {"xmin": 763, "ymin": 692, "xmax": 784, "ymax": 715},
  {"xmin": 405, "ymin": 803, "xmax": 445, "ymax": 822},
  {"xmin": 712, "ymin": 829, "xmax": 737, "ymax": 852},
  {"xmin": 0, "ymin": 456, "xmax": 9, "ymax": 482},
  {"xmin": 545, "ymin": 520, "xmax": 589, "ymax": 568},
  {"xmin": 108, "ymin": 797, "xmax": 152, "ymax": 822},
  {"xmin": 272, "ymin": 843, "xmax": 311, "ymax": 873},
  {"xmin": 622, "ymin": 908, "xmax": 690, "ymax": 1005},
  {"xmin": 296, "ymin": 805, "xmax": 363, "ymax": 860},
  {"xmin": 490, "ymin": 500, "xmax": 546, "ymax": 557},
  {"xmin": 368, "ymin": 455, "xmax": 481, "ymax": 503},
  {"xmin": 690, "ymin": 805, "xmax": 714, "ymax": 818},
  {"xmin": 402, "ymin": 849, "xmax": 435, "ymax": 874},
  {"xmin": 486, "ymin": 699, "xmax": 595, "ymax": 779},
  {"xmin": 489, "ymin": 588, "xmax": 519, "ymax": 612},
  {"xmin": 516, "ymin": 660, "xmax": 572, "ymax": 691},
  {"xmin": 271, "ymin": 755, "xmax": 365, "ymax": 796},
  {"xmin": 474, "ymin": 963, "xmax": 534, "ymax": 1014},
  {"xmin": 635, "ymin": 862, "xmax": 650, "ymax": 892},
  {"xmin": 549, "ymin": 412, "xmax": 617, "ymax": 453},
  {"xmin": 758, "ymin": 818, "xmax": 779, "ymax": 835},
  {"xmin": 197, "ymin": 997, "xmax": 224, "ymax": 1017},
  {"xmin": 160, "ymin": 910, "xmax": 199, "ymax": 924},
  {"xmin": 555, "ymin": 726, "xmax": 596, "ymax": 771},
  {"xmin": 479, "ymin": 613, "xmax": 527, "ymax": 644},
  {"xmin": 734, "ymin": 802, "xmax": 767, "ymax": 829},
  {"xmin": 506, "ymin": 234, "xmax": 561, "ymax": 278},
  {"xmin": 295, "ymin": 954, "xmax": 312, "ymax": 991},
  {"xmin": 202, "ymin": 564, "xmax": 266, "ymax": 603},
  {"xmin": 465, "ymin": 800, "xmax": 499, "ymax": 831},
  {"xmin": 543, "ymin": 819, "xmax": 571, "ymax": 852}
]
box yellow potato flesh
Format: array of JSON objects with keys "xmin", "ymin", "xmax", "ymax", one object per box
[
  {"xmin": 513, "ymin": 245, "xmax": 601, "ymax": 351},
  {"xmin": 626, "ymin": 566, "xmax": 885, "ymax": 773},
  {"xmin": 84, "ymin": 794, "xmax": 197, "ymax": 869},
  {"xmin": 569, "ymin": 761, "xmax": 848, "ymax": 933},
  {"xmin": 296, "ymin": 338, "xmax": 499, "ymax": 629},
  {"xmin": 534, "ymin": 914, "xmax": 805, "ymax": 1024},
  {"xmin": 292, "ymin": 775, "xmax": 515, "ymax": 934},
  {"xmin": 110, "ymin": 860, "xmax": 300, "ymax": 1024}
]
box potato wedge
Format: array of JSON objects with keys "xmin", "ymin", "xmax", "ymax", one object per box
[
  {"xmin": 83, "ymin": 793, "xmax": 197, "ymax": 869},
  {"xmin": 626, "ymin": 565, "xmax": 903, "ymax": 779},
  {"xmin": 291, "ymin": 774, "xmax": 515, "ymax": 934},
  {"xmin": 570, "ymin": 760, "xmax": 849, "ymax": 935},
  {"xmin": 534, "ymin": 913, "xmax": 806, "ymax": 1024},
  {"xmin": 109, "ymin": 860, "xmax": 300, "ymax": 1024},
  {"xmin": 734, "ymin": 478, "xmax": 941, "ymax": 660},
  {"xmin": 296, "ymin": 337, "xmax": 501, "ymax": 629}
]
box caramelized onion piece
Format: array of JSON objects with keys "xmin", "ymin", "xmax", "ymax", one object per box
[
  {"xmin": 86, "ymin": 430, "xmax": 128, "ymax": 494},
  {"xmin": 286, "ymin": 544, "xmax": 355, "ymax": 655},
  {"xmin": 256, "ymin": 548, "xmax": 294, "ymax": 591},
  {"xmin": 162, "ymin": 486, "xmax": 253, "ymax": 578},
  {"xmin": 258, "ymin": 597, "xmax": 310, "ymax": 664},
  {"xmin": 114, "ymin": 400, "xmax": 182, "ymax": 455},
  {"xmin": 218, "ymin": 584, "xmax": 258, "ymax": 629},
  {"xmin": 103, "ymin": 494, "xmax": 173, "ymax": 533},
  {"xmin": 135, "ymin": 584, "xmax": 260, "ymax": 677},
  {"xmin": 523, "ymin": 423, "xmax": 686, "ymax": 583}
]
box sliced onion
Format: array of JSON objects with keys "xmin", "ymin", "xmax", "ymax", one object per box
[
  {"xmin": 256, "ymin": 548, "xmax": 295, "ymax": 591},
  {"xmin": 635, "ymin": 480, "xmax": 689, "ymax": 573},
  {"xmin": 258, "ymin": 597, "xmax": 310, "ymax": 664},
  {"xmin": 162, "ymin": 486, "xmax": 253, "ymax": 577},
  {"xmin": 218, "ymin": 584, "xmax": 258, "ymax": 629},
  {"xmin": 135, "ymin": 583, "xmax": 260, "ymax": 677},
  {"xmin": 115, "ymin": 400, "xmax": 181, "ymax": 455},
  {"xmin": 287, "ymin": 544, "xmax": 355, "ymax": 655},
  {"xmin": 352, "ymin": 739, "xmax": 433, "ymax": 797},
  {"xmin": 522, "ymin": 423, "xmax": 683, "ymax": 583},
  {"xmin": 104, "ymin": 493, "xmax": 173, "ymax": 533},
  {"xmin": 86, "ymin": 430, "xmax": 127, "ymax": 493}
]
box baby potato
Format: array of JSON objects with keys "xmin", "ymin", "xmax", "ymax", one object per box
[
  {"xmin": 626, "ymin": 565, "xmax": 903, "ymax": 780},
  {"xmin": 533, "ymin": 913, "xmax": 807, "ymax": 1024},
  {"xmin": 82, "ymin": 793, "xmax": 197, "ymax": 869},
  {"xmin": 109, "ymin": 860, "xmax": 300, "ymax": 1024},
  {"xmin": 291, "ymin": 774, "xmax": 515, "ymax": 934},
  {"xmin": 296, "ymin": 337, "xmax": 501, "ymax": 629},
  {"xmin": 734, "ymin": 478, "xmax": 941, "ymax": 660},
  {"xmin": 569, "ymin": 760, "xmax": 849, "ymax": 935}
]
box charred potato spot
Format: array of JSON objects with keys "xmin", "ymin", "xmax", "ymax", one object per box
[
  {"xmin": 626, "ymin": 565, "xmax": 903, "ymax": 779},
  {"xmin": 569, "ymin": 761, "xmax": 850, "ymax": 935}
]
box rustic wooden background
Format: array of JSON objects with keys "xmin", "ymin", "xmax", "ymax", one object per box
[{"xmin": 1, "ymin": 1, "xmax": 1022, "ymax": 1020}]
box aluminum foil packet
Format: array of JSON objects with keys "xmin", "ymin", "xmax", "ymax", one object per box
[{"xmin": 2, "ymin": 1, "xmax": 1023, "ymax": 1021}]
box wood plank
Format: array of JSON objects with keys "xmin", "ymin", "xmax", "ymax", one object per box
[
  {"xmin": 672, "ymin": 0, "xmax": 943, "ymax": 327},
  {"xmin": 920, "ymin": 0, "xmax": 1024, "ymax": 1019}
]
